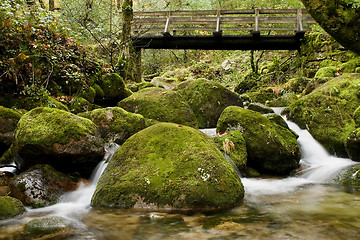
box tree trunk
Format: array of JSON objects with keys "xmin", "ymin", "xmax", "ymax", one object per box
[{"xmin": 49, "ymin": 0, "xmax": 55, "ymax": 11}]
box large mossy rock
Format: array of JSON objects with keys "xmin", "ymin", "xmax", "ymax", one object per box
[
  {"xmin": 13, "ymin": 107, "xmax": 104, "ymax": 177},
  {"xmin": 283, "ymin": 74, "xmax": 360, "ymax": 157},
  {"xmin": 91, "ymin": 123, "xmax": 244, "ymax": 211},
  {"xmin": 99, "ymin": 73, "xmax": 132, "ymax": 105},
  {"xmin": 118, "ymin": 88, "xmax": 198, "ymax": 128},
  {"xmin": 217, "ymin": 106, "xmax": 300, "ymax": 175},
  {"xmin": 0, "ymin": 196, "xmax": 26, "ymax": 219},
  {"xmin": 0, "ymin": 107, "xmax": 22, "ymax": 156},
  {"xmin": 9, "ymin": 165, "xmax": 79, "ymax": 208},
  {"xmin": 301, "ymin": 0, "xmax": 360, "ymax": 55},
  {"xmin": 175, "ymin": 79, "xmax": 243, "ymax": 128},
  {"xmin": 79, "ymin": 107, "xmax": 149, "ymax": 144}
]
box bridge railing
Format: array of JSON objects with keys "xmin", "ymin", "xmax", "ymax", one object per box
[{"xmin": 132, "ymin": 9, "xmax": 316, "ymax": 37}]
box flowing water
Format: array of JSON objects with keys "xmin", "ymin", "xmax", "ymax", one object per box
[{"xmin": 1, "ymin": 114, "xmax": 360, "ymax": 239}]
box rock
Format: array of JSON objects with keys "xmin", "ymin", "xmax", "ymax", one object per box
[
  {"xmin": 78, "ymin": 107, "xmax": 149, "ymax": 144},
  {"xmin": 301, "ymin": 0, "xmax": 360, "ymax": 55},
  {"xmin": 23, "ymin": 217, "xmax": 68, "ymax": 238},
  {"xmin": 284, "ymin": 74, "xmax": 360, "ymax": 157},
  {"xmin": 268, "ymin": 93, "xmax": 299, "ymax": 107},
  {"xmin": 13, "ymin": 107, "xmax": 104, "ymax": 177},
  {"xmin": 150, "ymin": 77, "xmax": 176, "ymax": 89},
  {"xmin": 247, "ymin": 103, "xmax": 274, "ymax": 114},
  {"xmin": 244, "ymin": 88, "xmax": 277, "ymax": 105},
  {"xmin": 137, "ymin": 82, "xmax": 158, "ymax": 90},
  {"xmin": 68, "ymin": 96, "xmax": 98, "ymax": 114},
  {"xmin": 345, "ymin": 129, "xmax": 360, "ymax": 162},
  {"xmin": 9, "ymin": 164, "xmax": 80, "ymax": 208},
  {"xmin": 99, "ymin": 73, "xmax": 132, "ymax": 105},
  {"xmin": 175, "ymin": 79, "xmax": 243, "ymax": 128},
  {"xmin": 91, "ymin": 123, "xmax": 244, "ymax": 211},
  {"xmin": 217, "ymin": 106, "xmax": 300, "ymax": 175},
  {"xmin": 0, "ymin": 107, "xmax": 22, "ymax": 155},
  {"xmin": 214, "ymin": 130, "xmax": 247, "ymax": 171},
  {"xmin": 0, "ymin": 196, "xmax": 26, "ymax": 219},
  {"xmin": 118, "ymin": 88, "xmax": 198, "ymax": 128},
  {"xmin": 339, "ymin": 164, "xmax": 360, "ymax": 186},
  {"xmin": 314, "ymin": 66, "xmax": 338, "ymax": 79}
]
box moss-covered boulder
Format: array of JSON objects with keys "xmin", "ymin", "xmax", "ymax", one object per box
[
  {"xmin": 345, "ymin": 128, "xmax": 360, "ymax": 162},
  {"xmin": 301, "ymin": 0, "xmax": 360, "ymax": 55},
  {"xmin": 9, "ymin": 164, "xmax": 80, "ymax": 208},
  {"xmin": 79, "ymin": 107, "xmax": 149, "ymax": 144},
  {"xmin": 175, "ymin": 79, "xmax": 243, "ymax": 128},
  {"xmin": 217, "ymin": 106, "xmax": 300, "ymax": 175},
  {"xmin": 339, "ymin": 164, "xmax": 360, "ymax": 186},
  {"xmin": 91, "ymin": 123, "xmax": 244, "ymax": 211},
  {"xmin": 68, "ymin": 96, "xmax": 98, "ymax": 114},
  {"xmin": 13, "ymin": 107, "xmax": 104, "ymax": 177},
  {"xmin": 118, "ymin": 88, "xmax": 198, "ymax": 128},
  {"xmin": 284, "ymin": 74, "xmax": 360, "ymax": 157},
  {"xmin": 99, "ymin": 73, "xmax": 132, "ymax": 105},
  {"xmin": 23, "ymin": 217, "xmax": 68, "ymax": 238},
  {"xmin": 214, "ymin": 130, "xmax": 247, "ymax": 172},
  {"xmin": 268, "ymin": 93, "xmax": 299, "ymax": 107},
  {"xmin": 0, "ymin": 107, "xmax": 22, "ymax": 156},
  {"xmin": 314, "ymin": 66, "xmax": 338, "ymax": 79},
  {"xmin": 247, "ymin": 103, "xmax": 274, "ymax": 114},
  {"xmin": 0, "ymin": 196, "xmax": 26, "ymax": 219}
]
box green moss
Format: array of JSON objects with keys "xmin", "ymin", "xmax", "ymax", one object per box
[
  {"xmin": 175, "ymin": 78, "xmax": 243, "ymax": 128},
  {"xmin": 68, "ymin": 97, "xmax": 97, "ymax": 114},
  {"xmin": 340, "ymin": 58, "xmax": 360, "ymax": 73},
  {"xmin": 14, "ymin": 107, "xmax": 98, "ymax": 147},
  {"xmin": 0, "ymin": 196, "xmax": 26, "ymax": 219},
  {"xmin": 91, "ymin": 123, "xmax": 244, "ymax": 210},
  {"xmin": 137, "ymin": 82, "xmax": 157, "ymax": 90},
  {"xmin": 217, "ymin": 106, "xmax": 300, "ymax": 175},
  {"xmin": 0, "ymin": 107, "xmax": 22, "ymax": 124},
  {"xmin": 80, "ymin": 87, "xmax": 96, "ymax": 103},
  {"xmin": 314, "ymin": 66, "xmax": 338, "ymax": 79},
  {"xmin": 0, "ymin": 148, "xmax": 13, "ymax": 164},
  {"xmin": 214, "ymin": 130, "xmax": 247, "ymax": 171},
  {"xmin": 79, "ymin": 107, "xmax": 147, "ymax": 144},
  {"xmin": 119, "ymin": 88, "xmax": 198, "ymax": 128},
  {"xmin": 354, "ymin": 106, "xmax": 360, "ymax": 127},
  {"xmin": 101, "ymin": 73, "xmax": 125, "ymax": 98},
  {"xmin": 340, "ymin": 164, "xmax": 360, "ymax": 186},
  {"xmin": 284, "ymin": 74, "xmax": 360, "ymax": 156},
  {"xmin": 93, "ymin": 84, "xmax": 105, "ymax": 99},
  {"xmin": 17, "ymin": 182, "xmax": 26, "ymax": 192}
]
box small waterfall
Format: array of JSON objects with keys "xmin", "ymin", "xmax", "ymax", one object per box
[{"xmin": 30, "ymin": 143, "xmax": 119, "ymax": 221}]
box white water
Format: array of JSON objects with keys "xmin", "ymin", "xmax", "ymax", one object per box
[
  {"xmin": 29, "ymin": 143, "xmax": 119, "ymax": 223},
  {"xmin": 243, "ymin": 108, "xmax": 357, "ymax": 199}
]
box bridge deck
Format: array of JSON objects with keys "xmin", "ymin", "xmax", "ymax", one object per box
[{"xmin": 131, "ymin": 9, "xmax": 316, "ymax": 50}]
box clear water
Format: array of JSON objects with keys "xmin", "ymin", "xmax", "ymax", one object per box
[{"xmin": 1, "ymin": 116, "xmax": 360, "ymax": 239}]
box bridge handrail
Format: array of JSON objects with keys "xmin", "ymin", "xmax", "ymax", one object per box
[{"xmin": 131, "ymin": 9, "xmax": 316, "ymax": 37}]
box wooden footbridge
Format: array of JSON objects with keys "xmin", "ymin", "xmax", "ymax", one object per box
[{"xmin": 131, "ymin": 9, "xmax": 316, "ymax": 51}]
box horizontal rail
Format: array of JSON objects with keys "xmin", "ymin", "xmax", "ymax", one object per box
[{"xmin": 131, "ymin": 9, "xmax": 316, "ymax": 37}]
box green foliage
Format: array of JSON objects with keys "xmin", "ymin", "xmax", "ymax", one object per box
[{"xmin": 0, "ymin": 0, "xmax": 101, "ymax": 109}]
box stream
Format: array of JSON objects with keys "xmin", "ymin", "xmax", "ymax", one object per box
[{"xmin": 1, "ymin": 109, "xmax": 360, "ymax": 239}]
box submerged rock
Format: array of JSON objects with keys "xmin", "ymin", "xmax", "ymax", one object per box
[
  {"xmin": 217, "ymin": 106, "xmax": 300, "ymax": 175},
  {"xmin": 23, "ymin": 217, "xmax": 69, "ymax": 238},
  {"xmin": 175, "ymin": 78, "xmax": 243, "ymax": 128},
  {"xmin": 284, "ymin": 74, "xmax": 360, "ymax": 157},
  {"xmin": 0, "ymin": 196, "xmax": 26, "ymax": 219},
  {"xmin": 118, "ymin": 88, "xmax": 198, "ymax": 128},
  {"xmin": 79, "ymin": 107, "xmax": 149, "ymax": 144},
  {"xmin": 0, "ymin": 107, "xmax": 22, "ymax": 156},
  {"xmin": 9, "ymin": 164, "xmax": 80, "ymax": 208},
  {"xmin": 13, "ymin": 107, "xmax": 104, "ymax": 177},
  {"xmin": 91, "ymin": 123, "xmax": 244, "ymax": 211}
]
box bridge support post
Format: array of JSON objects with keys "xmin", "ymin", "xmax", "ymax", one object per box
[{"xmin": 134, "ymin": 48, "xmax": 142, "ymax": 83}]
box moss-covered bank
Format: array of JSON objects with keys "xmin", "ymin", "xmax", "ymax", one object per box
[{"xmin": 284, "ymin": 74, "xmax": 360, "ymax": 157}]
